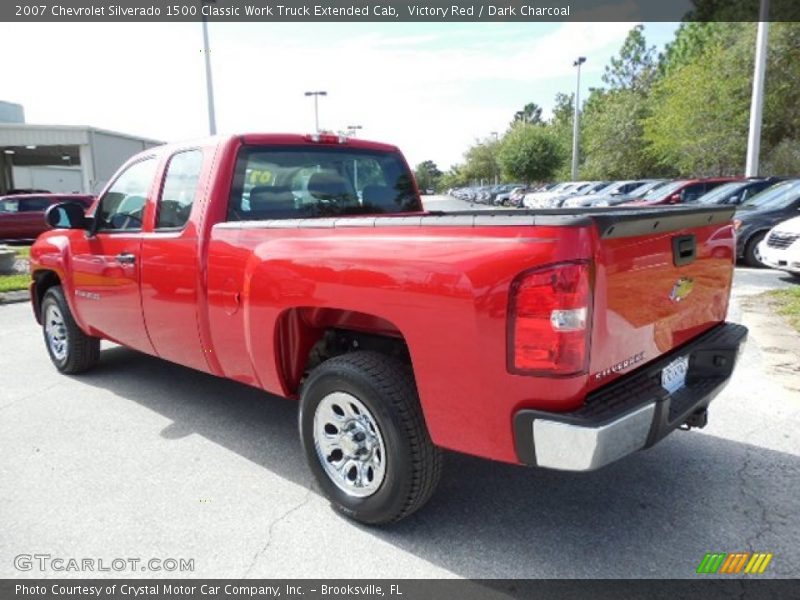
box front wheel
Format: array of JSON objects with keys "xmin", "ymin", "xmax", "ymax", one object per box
[
  {"xmin": 744, "ymin": 232, "xmax": 767, "ymax": 267},
  {"xmin": 299, "ymin": 351, "xmax": 441, "ymax": 525},
  {"xmin": 41, "ymin": 285, "xmax": 100, "ymax": 374}
]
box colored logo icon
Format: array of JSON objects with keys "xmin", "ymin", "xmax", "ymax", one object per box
[{"xmin": 696, "ymin": 552, "xmax": 773, "ymax": 574}]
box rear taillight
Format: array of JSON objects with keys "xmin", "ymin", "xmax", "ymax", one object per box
[{"xmin": 508, "ymin": 261, "xmax": 592, "ymax": 376}]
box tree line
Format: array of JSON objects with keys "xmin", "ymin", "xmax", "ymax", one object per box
[{"xmin": 415, "ymin": 22, "xmax": 800, "ymax": 191}]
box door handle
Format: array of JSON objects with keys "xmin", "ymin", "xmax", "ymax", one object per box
[{"xmin": 116, "ymin": 253, "xmax": 136, "ymax": 265}]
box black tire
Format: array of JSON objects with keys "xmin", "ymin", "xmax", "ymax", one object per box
[
  {"xmin": 744, "ymin": 231, "xmax": 767, "ymax": 268},
  {"xmin": 299, "ymin": 351, "xmax": 442, "ymax": 525},
  {"xmin": 41, "ymin": 285, "xmax": 100, "ymax": 374}
]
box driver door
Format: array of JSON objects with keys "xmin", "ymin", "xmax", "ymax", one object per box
[{"xmin": 70, "ymin": 157, "xmax": 158, "ymax": 352}]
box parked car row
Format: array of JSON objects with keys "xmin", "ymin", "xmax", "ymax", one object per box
[
  {"xmin": 448, "ymin": 175, "xmax": 800, "ymax": 273},
  {"xmin": 450, "ymin": 183, "xmax": 524, "ymax": 204}
]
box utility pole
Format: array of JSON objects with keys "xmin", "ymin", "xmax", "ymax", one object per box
[
  {"xmin": 201, "ymin": 9, "xmax": 217, "ymax": 135},
  {"xmin": 304, "ymin": 91, "xmax": 328, "ymax": 133},
  {"xmin": 746, "ymin": 0, "xmax": 770, "ymax": 177},
  {"xmin": 571, "ymin": 56, "xmax": 586, "ymax": 181}
]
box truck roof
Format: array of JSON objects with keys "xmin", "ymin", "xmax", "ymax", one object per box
[{"xmin": 239, "ymin": 133, "xmax": 400, "ymax": 153}]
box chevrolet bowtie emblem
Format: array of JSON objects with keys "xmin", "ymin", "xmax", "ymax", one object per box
[{"xmin": 670, "ymin": 277, "xmax": 695, "ymax": 302}]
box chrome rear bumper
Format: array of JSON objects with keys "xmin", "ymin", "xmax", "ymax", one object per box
[{"xmin": 513, "ymin": 322, "xmax": 748, "ymax": 471}]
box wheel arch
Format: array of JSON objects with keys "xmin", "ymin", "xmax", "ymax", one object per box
[
  {"xmin": 274, "ymin": 306, "xmax": 412, "ymax": 397},
  {"xmin": 31, "ymin": 270, "xmax": 62, "ymax": 324}
]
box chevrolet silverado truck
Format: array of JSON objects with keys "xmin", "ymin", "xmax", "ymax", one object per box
[{"xmin": 30, "ymin": 134, "xmax": 747, "ymax": 524}]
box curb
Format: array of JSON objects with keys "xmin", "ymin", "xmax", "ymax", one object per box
[{"xmin": 0, "ymin": 290, "xmax": 29, "ymax": 304}]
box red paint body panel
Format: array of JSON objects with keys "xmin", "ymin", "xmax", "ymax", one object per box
[{"xmin": 29, "ymin": 135, "xmax": 736, "ymax": 465}]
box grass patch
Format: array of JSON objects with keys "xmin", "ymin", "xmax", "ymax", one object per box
[
  {"xmin": 15, "ymin": 246, "xmax": 30, "ymax": 258},
  {"xmin": 0, "ymin": 273, "xmax": 29, "ymax": 293},
  {"xmin": 766, "ymin": 287, "xmax": 800, "ymax": 332}
]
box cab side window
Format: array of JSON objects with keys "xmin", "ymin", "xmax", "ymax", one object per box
[
  {"xmin": 156, "ymin": 150, "xmax": 203, "ymax": 229},
  {"xmin": 19, "ymin": 197, "xmax": 52, "ymax": 212},
  {"xmin": 96, "ymin": 158, "xmax": 157, "ymax": 231}
]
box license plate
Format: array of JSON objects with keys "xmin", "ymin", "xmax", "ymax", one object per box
[{"xmin": 661, "ymin": 355, "xmax": 689, "ymax": 394}]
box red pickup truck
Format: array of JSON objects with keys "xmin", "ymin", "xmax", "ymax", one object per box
[{"xmin": 29, "ymin": 134, "xmax": 747, "ymax": 524}]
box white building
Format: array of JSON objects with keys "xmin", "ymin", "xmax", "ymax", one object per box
[{"xmin": 0, "ymin": 104, "xmax": 162, "ymax": 195}]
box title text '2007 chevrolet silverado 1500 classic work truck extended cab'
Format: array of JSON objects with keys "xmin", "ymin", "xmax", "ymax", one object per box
[{"xmin": 30, "ymin": 133, "xmax": 747, "ymax": 524}]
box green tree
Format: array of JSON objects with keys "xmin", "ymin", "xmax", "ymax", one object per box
[
  {"xmin": 761, "ymin": 22, "xmax": 800, "ymax": 173},
  {"xmin": 497, "ymin": 123, "xmax": 564, "ymax": 183},
  {"xmin": 462, "ymin": 140, "xmax": 500, "ymax": 183},
  {"xmin": 577, "ymin": 25, "xmax": 661, "ymax": 179},
  {"xmin": 512, "ymin": 102, "xmax": 544, "ymax": 127},
  {"xmin": 414, "ymin": 160, "xmax": 443, "ymax": 191},
  {"xmin": 438, "ymin": 165, "xmax": 469, "ymax": 191},
  {"xmin": 658, "ymin": 23, "xmax": 720, "ymax": 76},
  {"xmin": 644, "ymin": 23, "xmax": 754, "ymax": 175},
  {"xmin": 603, "ymin": 24, "xmax": 657, "ymax": 93}
]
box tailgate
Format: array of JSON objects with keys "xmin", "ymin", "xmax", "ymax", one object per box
[{"xmin": 587, "ymin": 206, "xmax": 735, "ymax": 389}]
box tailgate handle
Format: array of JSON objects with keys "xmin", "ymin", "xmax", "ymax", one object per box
[{"xmin": 672, "ymin": 234, "xmax": 696, "ymax": 266}]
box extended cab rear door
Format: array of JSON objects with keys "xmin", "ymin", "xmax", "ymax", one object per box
[
  {"xmin": 139, "ymin": 148, "xmax": 211, "ymax": 373},
  {"xmin": 69, "ymin": 157, "xmax": 157, "ymax": 353}
]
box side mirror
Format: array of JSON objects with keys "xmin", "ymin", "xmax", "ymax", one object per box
[
  {"xmin": 45, "ymin": 202, "xmax": 91, "ymax": 230},
  {"xmin": 669, "ymin": 193, "xmax": 682, "ymax": 203}
]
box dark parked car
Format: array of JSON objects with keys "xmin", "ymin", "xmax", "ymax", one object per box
[
  {"xmin": 734, "ymin": 179, "xmax": 800, "ymax": 266},
  {"xmin": 0, "ymin": 194, "xmax": 94, "ymax": 241},
  {"xmin": 693, "ymin": 177, "xmax": 785, "ymax": 206}
]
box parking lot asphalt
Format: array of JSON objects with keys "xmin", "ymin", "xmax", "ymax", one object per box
[{"xmin": 1, "ymin": 199, "xmax": 799, "ymax": 579}]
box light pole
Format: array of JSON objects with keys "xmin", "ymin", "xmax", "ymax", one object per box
[
  {"xmin": 571, "ymin": 56, "xmax": 586, "ymax": 181},
  {"xmin": 201, "ymin": 4, "xmax": 217, "ymax": 135},
  {"xmin": 746, "ymin": 0, "xmax": 770, "ymax": 177},
  {"xmin": 305, "ymin": 91, "xmax": 328, "ymax": 133}
]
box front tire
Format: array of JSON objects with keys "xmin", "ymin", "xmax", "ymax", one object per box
[
  {"xmin": 744, "ymin": 231, "xmax": 767, "ymax": 267},
  {"xmin": 41, "ymin": 285, "xmax": 100, "ymax": 374},
  {"xmin": 299, "ymin": 351, "xmax": 441, "ymax": 525}
]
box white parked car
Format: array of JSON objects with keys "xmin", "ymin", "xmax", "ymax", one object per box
[{"xmin": 758, "ymin": 215, "xmax": 800, "ymax": 277}]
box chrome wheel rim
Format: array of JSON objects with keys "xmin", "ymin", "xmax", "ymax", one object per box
[
  {"xmin": 313, "ymin": 392, "xmax": 387, "ymax": 498},
  {"xmin": 45, "ymin": 304, "xmax": 68, "ymax": 361}
]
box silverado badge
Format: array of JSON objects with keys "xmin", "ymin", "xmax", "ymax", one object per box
[{"xmin": 669, "ymin": 277, "xmax": 694, "ymax": 303}]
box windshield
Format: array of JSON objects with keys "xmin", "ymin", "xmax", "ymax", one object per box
[
  {"xmin": 642, "ymin": 180, "xmax": 688, "ymax": 201},
  {"xmin": 741, "ymin": 180, "xmax": 800, "ymax": 210},
  {"xmin": 228, "ymin": 145, "xmax": 420, "ymax": 221},
  {"xmin": 696, "ymin": 181, "xmax": 746, "ymax": 204},
  {"xmin": 596, "ymin": 181, "xmax": 628, "ymax": 195},
  {"xmin": 625, "ymin": 180, "xmax": 664, "ymax": 198}
]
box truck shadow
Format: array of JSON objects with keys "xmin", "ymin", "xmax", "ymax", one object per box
[{"xmin": 82, "ymin": 345, "xmax": 799, "ymax": 578}]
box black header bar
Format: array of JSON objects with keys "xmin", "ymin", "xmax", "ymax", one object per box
[{"xmin": 4, "ymin": 0, "xmax": 800, "ymax": 22}]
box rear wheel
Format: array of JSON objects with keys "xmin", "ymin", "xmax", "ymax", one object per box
[
  {"xmin": 299, "ymin": 351, "xmax": 441, "ymax": 525},
  {"xmin": 744, "ymin": 231, "xmax": 767, "ymax": 268},
  {"xmin": 41, "ymin": 285, "xmax": 100, "ymax": 374}
]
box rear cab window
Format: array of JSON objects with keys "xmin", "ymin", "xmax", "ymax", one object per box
[
  {"xmin": 156, "ymin": 149, "xmax": 204, "ymax": 230},
  {"xmin": 227, "ymin": 145, "xmax": 421, "ymax": 221}
]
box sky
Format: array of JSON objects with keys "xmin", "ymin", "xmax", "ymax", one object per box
[{"xmin": 3, "ymin": 21, "xmax": 679, "ymax": 170}]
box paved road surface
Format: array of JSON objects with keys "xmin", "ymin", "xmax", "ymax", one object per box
[{"xmin": 1, "ymin": 203, "xmax": 798, "ymax": 579}]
